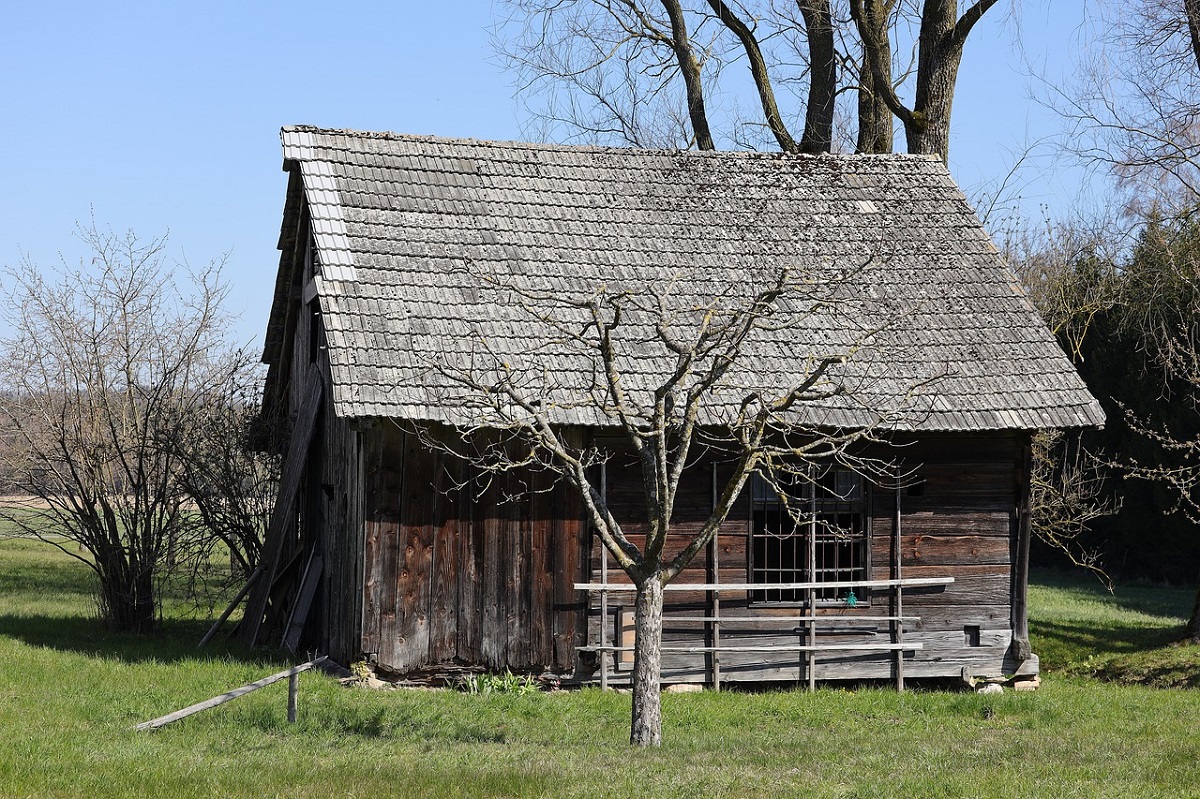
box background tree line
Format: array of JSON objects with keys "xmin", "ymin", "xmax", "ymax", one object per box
[{"xmin": 999, "ymin": 0, "xmax": 1199, "ymax": 633}]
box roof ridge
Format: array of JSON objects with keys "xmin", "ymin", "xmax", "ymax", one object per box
[{"xmin": 280, "ymin": 125, "xmax": 938, "ymax": 162}]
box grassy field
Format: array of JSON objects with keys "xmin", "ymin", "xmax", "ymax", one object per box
[{"xmin": 1, "ymin": 538, "xmax": 1199, "ymax": 798}]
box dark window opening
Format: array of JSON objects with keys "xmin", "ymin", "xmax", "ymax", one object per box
[{"xmin": 750, "ymin": 467, "xmax": 868, "ymax": 604}]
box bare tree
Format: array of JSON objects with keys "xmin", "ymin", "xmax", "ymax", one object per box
[
  {"xmin": 498, "ymin": 0, "xmax": 1002, "ymax": 159},
  {"xmin": 415, "ymin": 259, "xmax": 927, "ymax": 745},
  {"xmin": 1029, "ymin": 429, "xmax": 1116, "ymax": 587},
  {"xmin": 0, "ymin": 225, "xmax": 242, "ymax": 632},
  {"xmin": 1004, "ymin": 224, "xmax": 1120, "ymax": 586},
  {"xmin": 852, "ymin": 0, "xmax": 999, "ymax": 159},
  {"xmin": 1051, "ymin": 0, "xmax": 1200, "ymax": 215},
  {"xmin": 1005, "ymin": 214, "xmax": 1123, "ymax": 363},
  {"xmin": 1011, "ymin": 208, "xmax": 1200, "ymax": 633},
  {"xmin": 1116, "ymin": 218, "xmax": 1200, "ymax": 637},
  {"xmin": 173, "ymin": 354, "xmax": 280, "ymax": 587},
  {"xmin": 1050, "ymin": 0, "xmax": 1200, "ymax": 622}
]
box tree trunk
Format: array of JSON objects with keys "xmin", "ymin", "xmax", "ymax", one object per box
[
  {"xmin": 799, "ymin": 0, "xmax": 836, "ymax": 154},
  {"xmin": 630, "ymin": 575, "xmax": 664, "ymax": 747},
  {"xmin": 1185, "ymin": 0, "xmax": 1200, "ymax": 75},
  {"xmin": 905, "ymin": 0, "xmax": 960, "ymax": 160},
  {"xmin": 856, "ymin": 41, "xmax": 893, "ymax": 153},
  {"xmin": 660, "ymin": 0, "xmax": 716, "ymax": 150},
  {"xmin": 906, "ymin": 0, "xmax": 998, "ymax": 161},
  {"xmin": 852, "ymin": 0, "xmax": 909, "ymax": 154},
  {"xmin": 906, "ymin": 38, "xmax": 963, "ymax": 160},
  {"xmin": 96, "ymin": 554, "xmax": 158, "ymax": 633}
]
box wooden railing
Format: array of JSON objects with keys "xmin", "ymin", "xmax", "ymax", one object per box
[
  {"xmin": 575, "ymin": 577, "xmax": 953, "ymax": 691},
  {"xmin": 133, "ymin": 656, "xmax": 329, "ymax": 731}
]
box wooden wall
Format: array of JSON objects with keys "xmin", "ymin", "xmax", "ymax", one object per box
[
  {"xmin": 584, "ymin": 433, "xmax": 1029, "ymax": 684},
  {"xmin": 359, "ymin": 424, "xmax": 585, "ymax": 674},
  {"xmin": 277, "ymin": 214, "xmax": 1029, "ymax": 680}
]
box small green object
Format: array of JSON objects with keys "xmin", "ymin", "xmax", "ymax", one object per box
[{"xmin": 845, "ymin": 590, "xmax": 857, "ymax": 607}]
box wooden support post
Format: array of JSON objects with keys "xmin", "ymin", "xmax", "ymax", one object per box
[
  {"xmin": 893, "ymin": 484, "xmax": 905, "ymax": 692},
  {"xmin": 599, "ymin": 462, "xmax": 609, "ymax": 691},
  {"xmin": 1013, "ymin": 437, "xmax": 1034, "ymax": 661},
  {"xmin": 806, "ymin": 474, "xmax": 817, "ymax": 692},
  {"xmin": 708, "ymin": 467, "xmax": 721, "ymax": 692},
  {"xmin": 287, "ymin": 673, "xmax": 299, "ymax": 723},
  {"xmin": 198, "ymin": 568, "xmax": 260, "ymax": 649},
  {"xmin": 133, "ymin": 656, "xmax": 328, "ymax": 731},
  {"xmin": 240, "ymin": 376, "xmax": 323, "ymax": 646},
  {"xmin": 282, "ymin": 553, "xmax": 324, "ymax": 652}
]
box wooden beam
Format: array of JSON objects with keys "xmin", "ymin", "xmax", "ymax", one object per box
[
  {"xmin": 1012, "ymin": 435, "xmax": 1034, "ymax": 660},
  {"xmin": 133, "ymin": 656, "xmax": 329, "ymax": 731},
  {"xmin": 707, "ymin": 467, "xmax": 721, "ymax": 691},
  {"xmin": 894, "ymin": 484, "xmax": 905, "ymax": 692},
  {"xmin": 197, "ymin": 568, "xmax": 261, "ymax": 649},
  {"xmin": 282, "ymin": 553, "xmax": 324, "ymax": 652},
  {"xmin": 240, "ymin": 375, "xmax": 324, "ymax": 646},
  {"xmin": 575, "ymin": 577, "xmax": 954, "ymax": 592},
  {"xmin": 579, "ymin": 643, "xmax": 923, "ymax": 653}
]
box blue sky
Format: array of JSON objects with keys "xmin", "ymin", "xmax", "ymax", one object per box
[{"xmin": 1, "ymin": 1, "xmax": 1093, "ymax": 347}]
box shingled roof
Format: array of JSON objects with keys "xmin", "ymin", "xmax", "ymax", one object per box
[{"xmin": 265, "ymin": 126, "xmax": 1104, "ymax": 432}]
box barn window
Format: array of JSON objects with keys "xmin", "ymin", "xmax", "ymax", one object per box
[{"xmin": 750, "ymin": 467, "xmax": 868, "ymax": 604}]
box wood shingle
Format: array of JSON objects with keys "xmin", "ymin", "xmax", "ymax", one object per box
[{"xmin": 266, "ymin": 126, "xmax": 1103, "ymax": 433}]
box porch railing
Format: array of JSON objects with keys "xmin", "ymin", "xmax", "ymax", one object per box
[{"xmin": 575, "ymin": 577, "xmax": 953, "ymax": 691}]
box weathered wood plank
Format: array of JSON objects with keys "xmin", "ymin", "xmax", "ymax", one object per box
[
  {"xmin": 509, "ymin": 470, "xmax": 531, "ymax": 669},
  {"xmin": 876, "ymin": 514, "xmax": 1011, "ymax": 536},
  {"xmin": 373, "ymin": 427, "xmax": 405, "ymax": 672},
  {"xmin": 360, "ymin": 434, "xmax": 383, "ymax": 656},
  {"xmin": 395, "ymin": 431, "xmax": 433, "ymax": 669},
  {"xmin": 281, "ymin": 553, "xmax": 323, "ymax": 652},
  {"xmin": 198, "ymin": 569, "xmax": 260, "ymax": 649},
  {"xmin": 240, "ymin": 375, "xmax": 323, "ymax": 646},
  {"xmin": 900, "ymin": 565, "xmax": 1011, "ymax": 607},
  {"xmin": 479, "ymin": 472, "xmax": 505, "ymax": 668},
  {"xmin": 529, "ymin": 470, "xmax": 554, "ymax": 667},
  {"xmin": 134, "ymin": 657, "xmax": 329, "ymax": 731},
  {"xmin": 886, "ymin": 534, "xmax": 1012, "ymax": 567},
  {"xmin": 457, "ymin": 464, "xmax": 482, "ymax": 664},
  {"xmin": 428, "ymin": 448, "xmax": 459, "ymax": 663},
  {"xmin": 576, "ymin": 577, "xmax": 954, "ymax": 592}
]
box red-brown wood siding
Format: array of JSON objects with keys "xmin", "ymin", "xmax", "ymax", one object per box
[{"xmin": 361, "ymin": 424, "xmax": 584, "ymax": 674}]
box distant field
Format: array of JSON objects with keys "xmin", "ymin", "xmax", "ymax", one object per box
[
  {"xmin": 1, "ymin": 539, "xmax": 1198, "ymax": 798},
  {"xmin": 0, "ymin": 494, "xmax": 52, "ymax": 508}
]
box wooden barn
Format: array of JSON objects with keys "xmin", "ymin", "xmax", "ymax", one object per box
[{"xmin": 243, "ymin": 126, "xmax": 1104, "ymax": 688}]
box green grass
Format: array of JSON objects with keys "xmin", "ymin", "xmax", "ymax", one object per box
[
  {"xmin": 3, "ymin": 541, "xmax": 1200, "ymax": 798},
  {"xmin": 1030, "ymin": 567, "xmax": 1200, "ymax": 688}
]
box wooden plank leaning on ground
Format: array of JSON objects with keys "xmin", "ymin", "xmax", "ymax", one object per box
[
  {"xmin": 238, "ymin": 375, "xmax": 324, "ymax": 646},
  {"xmin": 133, "ymin": 656, "xmax": 329, "ymax": 731}
]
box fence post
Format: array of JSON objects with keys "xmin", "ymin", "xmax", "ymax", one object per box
[{"xmin": 288, "ymin": 672, "xmax": 299, "ymax": 723}]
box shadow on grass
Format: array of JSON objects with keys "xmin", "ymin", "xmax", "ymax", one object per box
[
  {"xmin": 0, "ymin": 537, "xmax": 287, "ymax": 669},
  {"xmin": 0, "ymin": 611, "xmax": 287, "ymax": 669},
  {"xmin": 1032, "ymin": 617, "xmax": 1185, "ymax": 659},
  {"xmin": 1030, "ymin": 568, "xmax": 1200, "ymax": 684},
  {"xmin": 1031, "ymin": 568, "xmax": 1194, "ymax": 620},
  {"xmin": 1090, "ymin": 641, "xmax": 1200, "ymax": 688}
]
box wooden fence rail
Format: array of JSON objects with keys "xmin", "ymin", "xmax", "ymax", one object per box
[
  {"xmin": 133, "ymin": 655, "xmax": 329, "ymax": 731},
  {"xmin": 576, "ymin": 576, "xmax": 954, "ymax": 691}
]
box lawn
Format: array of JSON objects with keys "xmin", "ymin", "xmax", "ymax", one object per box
[{"xmin": 1, "ymin": 539, "xmax": 1198, "ymax": 798}]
